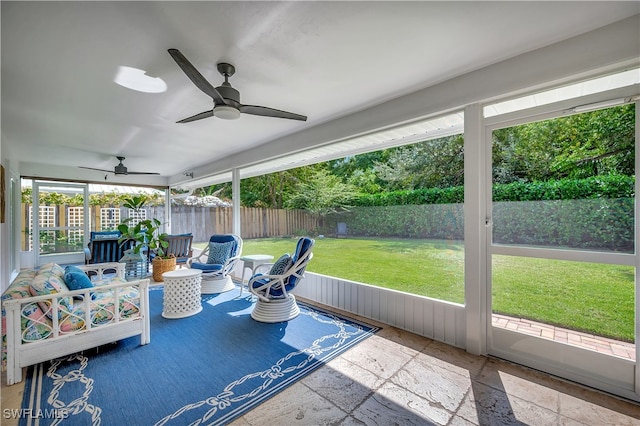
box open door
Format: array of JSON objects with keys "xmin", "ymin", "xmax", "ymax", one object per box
[{"xmin": 32, "ymin": 181, "xmax": 89, "ymax": 266}]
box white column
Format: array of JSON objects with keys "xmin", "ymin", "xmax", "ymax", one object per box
[
  {"xmin": 232, "ymin": 168, "xmax": 241, "ymax": 236},
  {"xmin": 164, "ymin": 187, "xmax": 171, "ymax": 234},
  {"xmin": 464, "ymin": 103, "xmax": 487, "ymax": 355}
]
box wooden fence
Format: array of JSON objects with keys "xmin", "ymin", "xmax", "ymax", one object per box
[
  {"xmin": 165, "ymin": 206, "xmax": 319, "ymax": 240},
  {"xmin": 21, "ymin": 204, "xmax": 319, "ymax": 249}
]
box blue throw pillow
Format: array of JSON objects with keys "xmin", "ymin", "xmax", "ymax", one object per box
[
  {"xmin": 64, "ymin": 271, "xmax": 94, "ymax": 291},
  {"xmin": 206, "ymin": 241, "xmax": 234, "ymax": 265},
  {"xmin": 269, "ymin": 254, "xmax": 292, "ymax": 275},
  {"xmin": 64, "ymin": 265, "xmax": 85, "ymax": 276}
]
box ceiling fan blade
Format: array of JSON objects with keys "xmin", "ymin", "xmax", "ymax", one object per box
[
  {"xmin": 239, "ymin": 104, "xmax": 307, "ymax": 121},
  {"xmin": 79, "ymin": 166, "xmax": 113, "ymax": 173},
  {"xmin": 168, "ymin": 49, "xmax": 226, "ymax": 105},
  {"xmin": 126, "ymin": 171, "xmax": 161, "ymax": 175},
  {"xmin": 177, "ymin": 110, "xmax": 214, "ymax": 123}
]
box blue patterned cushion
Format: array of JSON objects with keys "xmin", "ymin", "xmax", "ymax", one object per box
[
  {"xmin": 269, "ymin": 254, "xmax": 292, "ymax": 275},
  {"xmin": 206, "ymin": 241, "xmax": 234, "ymax": 265},
  {"xmin": 191, "ymin": 263, "xmax": 223, "ymax": 272}
]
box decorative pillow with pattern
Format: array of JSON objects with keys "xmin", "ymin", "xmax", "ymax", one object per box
[
  {"xmin": 38, "ymin": 263, "xmax": 66, "ymax": 278},
  {"xmin": 29, "ymin": 271, "xmax": 74, "ymax": 320},
  {"xmin": 269, "ymin": 254, "xmax": 293, "ymax": 275},
  {"xmin": 206, "ymin": 241, "xmax": 235, "ymax": 265}
]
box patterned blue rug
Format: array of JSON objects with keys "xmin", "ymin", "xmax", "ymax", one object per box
[{"xmin": 20, "ymin": 285, "xmax": 377, "ymax": 425}]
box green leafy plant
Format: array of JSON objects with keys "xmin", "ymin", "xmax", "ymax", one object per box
[{"xmin": 117, "ymin": 196, "xmax": 170, "ymax": 258}]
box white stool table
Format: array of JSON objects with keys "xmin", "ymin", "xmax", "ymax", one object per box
[
  {"xmin": 162, "ymin": 268, "xmax": 203, "ymax": 319},
  {"xmin": 240, "ymin": 254, "xmax": 274, "ymax": 296}
]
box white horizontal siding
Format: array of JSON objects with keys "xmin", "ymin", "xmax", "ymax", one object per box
[{"xmin": 294, "ymin": 272, "xmax": 466, "ymax": 349}]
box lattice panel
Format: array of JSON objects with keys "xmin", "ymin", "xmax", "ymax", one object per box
[
  {"xmin": 67, "ymin": 206, "xmax": 84, "ymax": 243},
  {"xmin": 28, "ymin": 206, "xmax": 57, "ymax": 251},
  {"xmin": 100, "ymin": 208, "xmax": 120, "ymax": 231},
  {"xmin": 127, "ymin": 209, "xmax": 147, "ymax": 227}
]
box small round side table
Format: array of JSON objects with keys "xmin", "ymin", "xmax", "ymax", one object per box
[
  {"xmin": 162, "ymin": 268, "xmax": 203, "ymax": 319},
  {"xmin": 240, "ymin": 254, "xmax": 274, "ymax": 296}
]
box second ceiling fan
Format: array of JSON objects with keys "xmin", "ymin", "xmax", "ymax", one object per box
[{"xmin": 168, "ymin": 48, "xmax": 307, "ymax": 123}]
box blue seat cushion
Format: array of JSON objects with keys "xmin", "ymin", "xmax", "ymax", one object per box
[
  {"xmin": 207, "ymin": 241, "xmax": 235, "ymax": 265},
  {"xmin": 191, "ymin": 262, "xmax": 223, "ymax": 272},
  {"xmin": 250, "ymin": 274, "xmax": 290, "ymax": 298},
  {"xmin": 250, "ymin": 275, "xmax": 284, "ymax": 297}
]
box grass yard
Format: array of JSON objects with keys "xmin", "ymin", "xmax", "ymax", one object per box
[
  {"xmin": 195, "ymin": 236, "xmax": 634, "ymax": 342},
  {"xmin": 492, "ymin": 255, "xmax": 634, "ymax": 342}
]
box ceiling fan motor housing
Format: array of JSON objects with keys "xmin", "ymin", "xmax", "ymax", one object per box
[{"xmin": 216, "ymin": 84, "xmax": 240, "ymax": 105}]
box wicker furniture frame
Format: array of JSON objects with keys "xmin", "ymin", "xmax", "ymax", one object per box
[{"xmin": 3, "ymin": 262, "xmax": 150, "ymax": 385}]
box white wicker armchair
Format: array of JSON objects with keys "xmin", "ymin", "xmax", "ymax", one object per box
[
  {"xmin": 248, "ymin": 237, "xmax": 314, "ymax": 322},
  {"xmin": 187, "ymin": 234, "xmax": 243, "ymax": 294}
]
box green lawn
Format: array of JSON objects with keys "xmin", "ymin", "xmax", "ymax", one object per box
[{"xmin": 195, "ymin": 237, "xmax": 634, "ymax": 342}]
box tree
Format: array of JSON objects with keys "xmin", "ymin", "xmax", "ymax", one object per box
[
  {"xmin": 492, "ymin": 104, "xmax": 634, "ymax": 183},
  {"xmin": 285, "ymin": 168, "xmax": 358, "ymax": 217},
  {"xmin": 373, "ymin": 135, "xmax": 464, "ymax": 190}
]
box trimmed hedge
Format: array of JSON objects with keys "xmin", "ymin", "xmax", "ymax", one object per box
[
  {"xmin": 324, "ymin": 175, "xmax": 634, "ymax": 252},
  {"xmin": 352, "ymin": 175, "xmax": 634, "ymax": 206}
]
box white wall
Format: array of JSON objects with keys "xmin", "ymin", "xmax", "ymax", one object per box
[
  {"xmin": 1, "ymin": 134, "xmax": 10, "ymax": 293},
  {"xmin": 295, "ymin": 273, "xmax": 466, "ymax": 348}
]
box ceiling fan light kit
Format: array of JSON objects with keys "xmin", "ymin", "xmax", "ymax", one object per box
[
  {"xmin": 213, "ymin": 105, "xmax": 241, "ymax": 120},
  {"xmin": 168, "ymin": 48, "xmax": 307, "ymax": 123}
]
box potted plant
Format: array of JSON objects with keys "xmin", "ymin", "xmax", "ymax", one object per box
[{"xmin": 118, "ymin": 195, "xmax": 174, "ymax": 281}]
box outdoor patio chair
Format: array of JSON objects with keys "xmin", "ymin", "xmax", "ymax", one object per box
[
  {"xmin": 85, "ymin": 231, "xmax": 136, "ymax": 264},
  {"xmin": 248, "ymin": 236, "xmax": 314, "ymax": 322},
  {"xmin": 187, "ymin": 234, "xmax": 243, "ymax": 293},
  {"xmin": 162, "ymin": 233, "xmax": 194, "ymax": 267}
]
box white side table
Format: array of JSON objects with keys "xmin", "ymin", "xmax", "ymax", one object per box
[
  {"xmin": 162, "ymin": 268, "xmax": 203, "ymax": 319},
  {"xmin": 240, "ymin": 254, "xmax": 274, "ymax": 296}
]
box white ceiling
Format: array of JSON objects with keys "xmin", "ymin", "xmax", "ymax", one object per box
[{"xmin": 2, "ymin": 1, "xmax": 638, "ymax": 188}]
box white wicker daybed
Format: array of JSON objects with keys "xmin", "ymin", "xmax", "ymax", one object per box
[{"xmin": 2, "ymin": 262, "xmax": 150, "ymax": 385}]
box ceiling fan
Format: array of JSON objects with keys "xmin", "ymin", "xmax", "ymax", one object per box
[
  {"xmin": 168, "ymin": 48, "xmax": 307, "ymax": 123},
  {"xmin": 79, "ymin": 156, "xmax": 160, "ymax": 176}
]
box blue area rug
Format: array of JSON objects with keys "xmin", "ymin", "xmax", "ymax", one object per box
[{"xmin": 20, "ymin": 285, "xmax": 378, "ymax": 425}]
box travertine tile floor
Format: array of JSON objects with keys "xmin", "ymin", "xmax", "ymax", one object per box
[{"xmin": 3, "ymin": 308, "xmax": 640, "ymax": 425}]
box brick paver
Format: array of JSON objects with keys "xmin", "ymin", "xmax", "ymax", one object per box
[{"xmin": 492, "ymin": 314, "xmax": 636, "ymax": 360}]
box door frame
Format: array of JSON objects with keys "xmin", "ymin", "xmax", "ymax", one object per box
[
  {"xmin": 32, "ymin": 180, "xmax": 89, "ymax": 267},
  {"xmin": 482, "ymin": 90, "xmax": 639, "ymax": 401}
]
